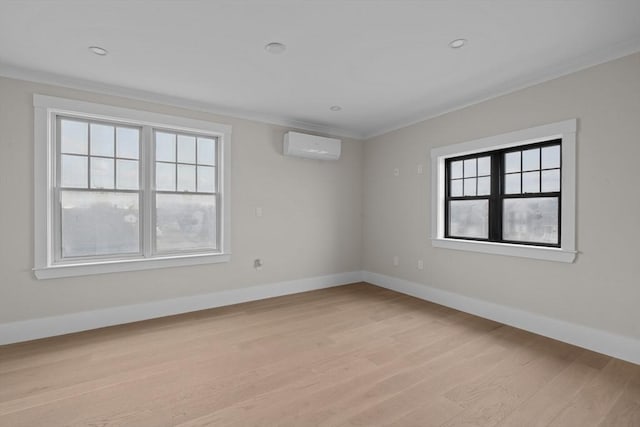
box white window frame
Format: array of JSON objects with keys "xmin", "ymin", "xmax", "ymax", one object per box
[
  {"xmin": 431, "ymin": 119, "xmax": 577, "ymax": 263},
  {"xmin": 34, "ymin": 94, "xmax": 232, "ymax": 279}
]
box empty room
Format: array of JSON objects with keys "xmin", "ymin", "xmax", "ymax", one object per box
[{"xmin": 1, "ymin": 1, "xmax": 640, "ymax": 426}]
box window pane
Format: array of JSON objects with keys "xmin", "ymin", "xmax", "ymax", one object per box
[
  {"xmin": 116, "ymin": 127, "xmax": 139, "ymax": 159},
  {"xmin": 463, "ymin": 178, "xmax": 476, "ymax": 196},
  {"xmin": 197, "ymin": 166, "xmax": 216, "ymax": 193},
  {"xmin": 156, "ymin": 132, "xmax": 176, "ymax": 162},
  {"xmin": 61, "ymin": 190, "xmax": 139, "ymax": 257},
  {"xmin": 116, "ymin": 159, "xmax": 139, "ymax": 190},
  {"xmin": 450, "ymin": 179, "xmax": 462, "ymax": 197},
  {"xmin": 197, "ymin": 137, "xmax": 216, "ymax": 166},
  {"xmin": 505, "ymin": 173, "xmax": 521, "ymax": 194},
  {"xmin": 503, "ymin": 197, "xmax": 559, "ymax": 244},
  {"xmin": 477, "ymin": 156, "xmax": 491, "ymax": 176},
  {"xmin": 463, "ymin": 159, "xmax": 476, "ymax": 177},
  {"xmin": 542, "ymin": 169, "xmax": 560, "ymax": 192},
  {"xmin": 450, "ymin": 161, "xmax": 463, "ymax": 179},
  {"xmin": 477, "ymin": 176, "xmax": 491, "ymax": 196},
  {"xmin": 542, "ymin": 145, "xmax": 561, "ymax": 169},
  {"xmin": 156, "ymin": 162, "xmax": 176, "ymax": 191},
  {"xmin": 522, "ymin": 148, "xmax": 540, "ymax": 171},
  {"xmin": 449, "ymin": 200, "xmax": 488, "ymax": 239},
  {"xmin": 177, "ymin": 135, "xmax": 196, "ymax": 163},
  {"xmin": 177, "ymin": 164, "xmax": 196, "ymax": 192},
  {"xmin": 60, "ymin": 119, "xmax": 88, "ymax": 155},
  {"xmin": 90, "ymin": 123, "xmax": 114, "ymax": 157},
  {"xmin": 61, "ymin": 155, "xmax": 88, "ymax": 188},
  {"xmin": 505, "ymin": 151, "xmax": 521, "ymax": 173},
  {"xmin": 522, "ymin": 171, "xmax": 540, "ymax": 193},
  {"xmin": 156, "ymin": 194, "xmax": 217, "ymax": 252},
  {"xmin": 90, "ymin": 157, "xmax": 114, "ymax": 189}
]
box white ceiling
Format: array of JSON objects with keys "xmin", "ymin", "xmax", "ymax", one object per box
[{"xmin": 1, "ymin": 1, "xmax": 640, "ymax": 139}]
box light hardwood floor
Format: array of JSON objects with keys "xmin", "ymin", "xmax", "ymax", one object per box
[{"xmin": 1, "ymin": 283, "xmax": 639, "ymax": 426}]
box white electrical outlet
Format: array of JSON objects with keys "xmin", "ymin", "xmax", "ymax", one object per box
[
  {"xmin": 417, "ymin": 260, "xmax": 424, "ymax": 270},
  {"xmin": 417, "ymin": 164, "xmax": 423, "ymax": 174},
  {"xmin": 255, "ymin": 207, "xmax": 263, "ymax": 217},
  {"xmin": 393, "ymin": 168, "xmax": 400, "ymax": 176},
  {"xmin": 393, "ymin": 255, "xmax": 399, "ymax": 266}
]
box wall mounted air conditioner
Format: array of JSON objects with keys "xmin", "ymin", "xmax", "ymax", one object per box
[{"xmin": 283, "ymin": 131, "xmax": 341, "ymax": 160}]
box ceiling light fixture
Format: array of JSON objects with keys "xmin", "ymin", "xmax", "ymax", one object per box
[
  {"xmin": 449, "ymin": 39, "xmax": 467, "ymax": 49},
  {"xmin": 89, "ymin": 46, "xmax": 108, "ymax": 56},
  {"xmin": 329, "ymin": 105, "xmax": 342, "ymax": 112},
  {"xmin": 264, "ymin": 42, "xmax": 286, "ymax": 54}
]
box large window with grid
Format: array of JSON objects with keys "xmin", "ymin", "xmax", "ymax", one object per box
[
  {"xmin": 431, "ymin": 120, "xmax": 576, "ymax": 262},
  {"xmin": 34, "ymin": 95, "xmax": 231, "ymax": 279},
  {"xmin": 446, "ymin": 140, "xmax": 561, "ymax": 247},
  {"xmin": 153, "ymin": 130, "xmax": 218, "ymax": 253},
  {"xmin": 57, "ymin": 118, "xmax": 143, "ymax": 259}
]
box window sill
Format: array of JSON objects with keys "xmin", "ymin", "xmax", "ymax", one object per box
[
  {"xmin": 431, "ymin": 238, "xmax": 576, "ymax": 263},
  {"xmin": 34, "ymin": 253, "xmax": 231, "ymax": 279}
]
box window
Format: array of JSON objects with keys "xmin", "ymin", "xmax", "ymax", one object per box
[
  {"xmin": 57, "ymin": 118, "xmax": 143, "ymax": 259},
  {"xmin": 153, "ymin": 130, "xmax": 218, "ymax": 253},
  {"xmin": 446, "ymin": 140, "xmax": 561, "ymax": 246},
  {"xmin": 431, "ymin": 120, "xmax": 576, "ymax": 262},
  {"xmin": 34, "ymin": 95, "xmax": 231, "ymax": 279}
]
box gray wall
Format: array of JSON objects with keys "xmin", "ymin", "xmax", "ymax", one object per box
[
  {"xmin": 2, "ymin": 52, "xmax": 639, "ymax": 342},
  {"xmin": 363, "ymin": 52, "xmax": 640, "ymax": 340},
  {"xmin": 0, "ymin": 77, "xmax": 363, "ymax": 323}
]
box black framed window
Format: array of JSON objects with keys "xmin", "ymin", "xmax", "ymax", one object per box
[{"xmin": 445, "ymin": 139, "xmax": 561, "ymax": 247}]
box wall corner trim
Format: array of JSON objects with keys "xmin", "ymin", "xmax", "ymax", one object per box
[
  {"xmin": 0, "ymin": 271, "xmax": 364, "ymax": 345},
  {"xmin": 363, "ymin": 271, "xmax": 640, "ymax": 365}
]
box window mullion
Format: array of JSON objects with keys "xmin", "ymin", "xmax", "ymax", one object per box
[
  {"xmin": 539, "ymin": 147, "xmax": 543, "ymax": 190},
  {"xmin": 489, "ymin": 152, "xmax": 501, "ymax": 242},
  {"xmin": 53, "ymin": 116, "xmax": 62, "ymax": 264},
  {"xmin": 87, "ymin": 124, "xmax": 92, "ymax": 189},
  {"xmin": 444, "ymin": 160, "xmax": 450, "ymax": 238},
  {"xmin": 142, "ymin": 126, "xmax": 154, "ymax": 258}
]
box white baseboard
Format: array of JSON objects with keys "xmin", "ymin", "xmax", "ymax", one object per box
[
  {"xmin": 4, "ymin": 269, "xmax": 638, "ymax": 366},
  {"xmin": 363, "ymin": 271, "xmax": 640, "ymax": 365},
  {"xmin": 0, "ymin": 271, "xmax": 363, "ymax": 345}
]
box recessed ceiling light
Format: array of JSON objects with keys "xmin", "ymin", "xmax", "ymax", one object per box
[
  {"xmin": 264, "ymin": 42, "xmax": 286, "ymax": 54},
  {"xmin": 89, "ymin": 46, "xmax": 108, "ymax": 56},
  {"xmin": 449, "ymin": 39, "xmax": 467, "ymax": 49},
  {"xmin": 329, "ymin": 105, "xmax": 342, "ymax": 112}
]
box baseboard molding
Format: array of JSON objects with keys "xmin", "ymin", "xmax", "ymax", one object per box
[
  {"xmin": 363, "ymin": 271, "xmax": 640, "ymax": 365},
  {"xmin": 4, "ymin": 270, "xmax": 638, "ymax": 365},
  {"xmin": 0, "ymin": 271, "xmax": 363, "ymax": 345}
]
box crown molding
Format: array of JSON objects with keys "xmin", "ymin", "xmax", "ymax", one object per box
[
  {"xmin": 0, "ymin": 61, "xmax": 365, "ymax": 140},
  {"xmin": 363, "ymin": 37, "xmax": 640, "ymax": 140},
  {"xmin": 2, "ymin": 34, "xmax": 639, "ymax": 143}
]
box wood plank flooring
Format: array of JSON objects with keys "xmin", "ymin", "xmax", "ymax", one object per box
[{"xmin": 0, "ymin": 282, "xmax": 638, "ymax": 426}]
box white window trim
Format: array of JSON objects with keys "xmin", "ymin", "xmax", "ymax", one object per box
[
  {"xmin": 34, "ymin": 94, "xmax": 232, "ymax": 279},
  {"xmin": 430, "ymin": 119, "xmax": 577, "ymax": 263}
]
